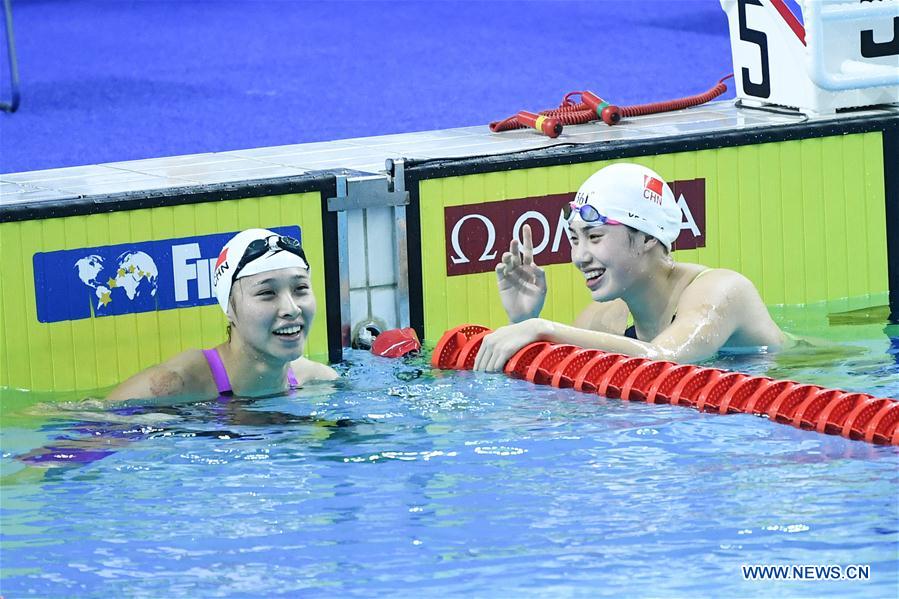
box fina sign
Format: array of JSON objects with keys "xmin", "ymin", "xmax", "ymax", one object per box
[
  {"xmin": 444, "ymin": 179, "xmax": 705, "ymax": 276},
  {"xmin": 32, "ymin": 226, "xmax": 301, "ymax": 323}
]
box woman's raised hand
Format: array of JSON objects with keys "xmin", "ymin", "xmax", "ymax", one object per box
[{"xmin": 495, "ymin": 224, "xmax": 547, "ymax": 323}]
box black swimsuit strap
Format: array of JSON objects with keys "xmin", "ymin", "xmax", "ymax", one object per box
[
  {"xmin": 622, "ymin": 269, "xmax": 708, "ymax": 340},
  {"xmin": 623, "ymin": 314, "xmax": 677, "ymax": 341}
]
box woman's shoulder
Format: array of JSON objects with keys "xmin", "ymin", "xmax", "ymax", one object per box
[
  {"xmin": 106, "ymin": 349, "xmax": 217, "ymax": 401},
  {"xmin": 291, "ymin": 356, "xmax": 339, "ymax": 385},
  {"xmin": 675, "ymin": 265, "xmax": 783, "ymax": 342},
  {"xmin": 575, "ymin": 298, "xmax": 629, "ymax": 332},
  {"xmin": 171, "ymin": 348, "xmax": 220, "ymax": 378},
  {"xmin": 674, "ymin": 265, "xmax": 770, "ymax": 320},
  {"xmin": 681, "ymin": 265, "xmax": 756, "ymax": 293}
]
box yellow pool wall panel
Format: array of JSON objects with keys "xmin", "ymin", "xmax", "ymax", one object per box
[
  {"xmin": 0, "ymin": 192, "xmax": 329, "ymax": 393},
  {"xmin": 417, "ymin": 133, "xmax": 888, "ymax": 344}
]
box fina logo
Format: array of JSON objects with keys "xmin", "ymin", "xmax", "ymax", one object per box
[
  {"xmin": 74, "ymin": 252, "xmax": 159, "ymax": 311},
  {"xmin": 171, "ymin": 242, "xmax": 218, "ymax": 303},
  {"xmin": 33, "ymin": 226, "xmax": 301, "ymax": 323}
]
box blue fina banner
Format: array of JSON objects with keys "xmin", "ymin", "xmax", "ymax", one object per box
[{"xmin": 33, "ymin": 226, "xmax": 301, "ymax": 323}]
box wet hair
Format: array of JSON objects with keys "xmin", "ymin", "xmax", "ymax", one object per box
[
  {"xmin": 225, "ymin": 283, "xmax": 240, "ymax": 342},
  {"xmin": 624, "ymin": 224, "xmax": 668, "ymax": 255}
]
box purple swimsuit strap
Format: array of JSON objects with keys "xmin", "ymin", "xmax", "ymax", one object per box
[
  {"xmin": 202, "ymin": 348, "xmax": 232, "ymax": 395},
  {"xmin": 202, "ymin": 348, "xmax": 299, "ymax": 396}
]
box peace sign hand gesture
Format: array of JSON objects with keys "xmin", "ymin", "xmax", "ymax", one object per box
[{"xmin": 495, "ymin": 224, "xmax": 547, "ymax": 323}]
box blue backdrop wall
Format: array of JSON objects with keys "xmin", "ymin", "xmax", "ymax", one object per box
[{"xmin": 0, "ymin": 0, "xmax": 735, "ymax": 173}]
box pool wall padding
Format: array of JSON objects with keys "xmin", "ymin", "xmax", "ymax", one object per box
[
  {"xmin": 2, "ymin": 113, "xmax": 897, "ymax": 394},
  {"xmin": 0, "ymin": 177, "xmax": 342, "ymax": 392},
  {"xmin": 405, "ymin": 116, "xmax": 898, "ymax": 346}
]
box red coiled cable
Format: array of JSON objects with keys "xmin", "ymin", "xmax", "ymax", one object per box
[
  {"xmin": 490, "ymin": 74, "xmax": 734, "ymax": 136},
  {"xmin": 619, "ymin": 74, "xmax": 734, "ymax": 118}
]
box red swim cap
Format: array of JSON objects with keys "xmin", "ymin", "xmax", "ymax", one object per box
[{"xmin": 371, "ymin": 328, "xmax": 421, "ymax": 358}]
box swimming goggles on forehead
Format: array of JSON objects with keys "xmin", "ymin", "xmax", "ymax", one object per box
[
  {"xmin": 231, "ymin": 234, "xmax": 309, "ymax": 281},
  {"xmin": 563, "ymin": 201, "xmax": 621, "ymax": 225}
]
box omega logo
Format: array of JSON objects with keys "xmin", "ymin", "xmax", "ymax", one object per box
[
  {"xmin": 449, "ymin": 209, "xmax": 569, "ymax": 266},
  {"xmin": 449, "ymin": 214, "xmax": 497, "ymax": 265},
  {"xmin": 443, "ymin": 181, "xmax": 706, "ymax": 277}
]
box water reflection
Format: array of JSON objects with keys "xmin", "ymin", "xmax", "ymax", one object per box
[{"xmin": 10, "ymin": 385, "xmax": 356, "ymax": 471}]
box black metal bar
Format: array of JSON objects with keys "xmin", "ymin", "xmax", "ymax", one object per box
[
  {"xmin": 1, "ymin": 0, "xmax": 20, "ymax": 113},
  {"xmin": 404, "ymin": 172, "xmax": 425, "ymax": 344},
  {"xmin": 883, "ymin": 121, "xmax": 899, "ymax": 323},
  {"xmin": 318, "ymin": 175, "xmax": 345, "ymax": 363}
]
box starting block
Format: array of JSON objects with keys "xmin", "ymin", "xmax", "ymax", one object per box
[{"xmin": 721, "ymin": 0, "xmax": 899, "ymax": 114}]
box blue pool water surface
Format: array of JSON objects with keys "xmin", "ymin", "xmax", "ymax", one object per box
[{"xmin": 2, "ymin": 313, "xmax": 898, "ymax": 597}]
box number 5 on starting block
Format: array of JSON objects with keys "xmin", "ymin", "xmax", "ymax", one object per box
[{"xmin": 720, "ymin": 0, "xmax": 899, "ymax": 114}]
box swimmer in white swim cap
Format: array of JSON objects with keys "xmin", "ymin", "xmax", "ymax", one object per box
[
  {"xmin": 108, "ymin": 229, "xmax": 337, "ymax": 400},
  {"xmin": 474, "ymin": 163, "xmax": 787, "ymax": 371}
]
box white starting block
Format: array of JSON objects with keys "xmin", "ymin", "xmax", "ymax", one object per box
[{"xmin": 721, "ymin": 0, "xmax": 899, "ymax": 114}]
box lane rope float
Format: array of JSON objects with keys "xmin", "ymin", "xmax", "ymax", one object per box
[{"xmin": 432, "ymin": 324, "xmax": 899, "ymax": 446}]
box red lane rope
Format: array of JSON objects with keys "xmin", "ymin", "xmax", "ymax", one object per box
[
  {"xmin": 489, "ymin": 75, "xmax": 734, "ymax": 136},
  {"xmin": 432, "ymin": 325, "xmax": 899, "ymax": 446}
]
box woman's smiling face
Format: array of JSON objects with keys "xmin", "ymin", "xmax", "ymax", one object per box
[
  {"xmin": 567, "ymin": 219, "xmax": 650, "ymax": 302},
  {"xmin": 228, "ymin": 266, "xmax": 316, "ymax": 363}
]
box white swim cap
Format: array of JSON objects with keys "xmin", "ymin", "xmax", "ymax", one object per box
[
  {"xmin": 572, "ymin": 163, "xmax": 681, "ymax": 251},
  {"xmin": 213, "ymin": 228, "xmax": 309, "ymax": 314}
]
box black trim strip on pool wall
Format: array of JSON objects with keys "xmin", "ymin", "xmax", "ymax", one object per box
[
  {"xmin": 403, "ymin": 112, "xmax": 899, "ymax": 180},
  {"xmin": 0, "ymin": 170, "xmax": 362, "ymax": 223},
  {"xmin": 406, "ymin": 182, "xmax": 425, "ymax": 344},
  {"xmin": 883, "ymin": 120, "xmax": 899, "ymax": 323},
  {"xmin": 318, "ymin": 177, "xmax": 345, "ymax": 363},
  {"xmin": 403, "ymin": 112, "xmax": 899, "ymax": 339}
]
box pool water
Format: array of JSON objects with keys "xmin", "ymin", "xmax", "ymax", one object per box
[{"xmin": 1, "ymin": 297, "xmax": 898, "ymax": 597}]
